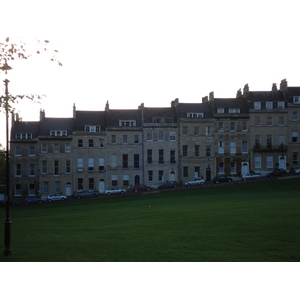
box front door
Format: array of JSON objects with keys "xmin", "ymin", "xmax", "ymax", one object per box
[
  {"xmin": 279, "ymin": 156, "xmax": 286, "ymax": 170},
  {"xmin": 66, "ymin": 183, "xmax": 72, "ymax": 196},
  {"xmin": 134, "ymin": 175, "xmax": 140, "ymax": 186},
  {"xmin": 206, "ymin": 167, "xmax": 211, "ymax": 181},
  {"xmin": 99, "ymin": 180, "xmax": 105, "ymax": 194},
  {"xmin": 241, "ymin": 162, "xmax": 249, "ymax": 175},
  {"xmin": 169, "ymin": 171, "xmax": 175, "ymax": 181}
]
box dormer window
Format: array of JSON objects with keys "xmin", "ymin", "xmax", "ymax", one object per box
[
  {"xmin": 50, "ymin": 130, "xmax": 67, "ymax": 137},
  {"xmin": 217, "ymin": 108, "xmax": 224, "ymax": 113},
  {"xmin": 85, "ymin": 125, "xmax": 101, "ymax": 132},
  {"xmin": 254, "ymin": 102, "xmax": 261, "ymax": 110},
  {"xmin": 119, "ymin": 120, "xmax": 136, "ymax": 127},
  {"xmin": 153, "ymin": 117, "xmax": 173, "ymax": 123},
  {"xmin": 15, "ymin": 133, "xmax": 33, "ymax": 139},
  {"xmin": 293, "ymin": 96, "xmax": 300, "ymax": 104},
  {"xmin": 187, "ymin": 113, "xmax": 203, "ymax": 118},
  {"xmin": 229, "ymin": 108, "xmax": 240, "ymax": 113},
  {"xmin": 278, "ymin": 101, "xmax": 285, "ymax": 109}
]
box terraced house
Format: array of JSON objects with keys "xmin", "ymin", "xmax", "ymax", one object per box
[{"xmin": 9, "ymin": 79, "xmax": 300, "ymax": 200}]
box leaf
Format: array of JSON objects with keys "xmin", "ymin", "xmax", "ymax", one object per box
[{"xmin": 6, "ymin": 37, "xmax": 9, "ymax": 42}]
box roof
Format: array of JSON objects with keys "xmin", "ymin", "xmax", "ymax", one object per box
[
  {"xmin": 142, "ymin": 107, "xmax": 177, "ymax": 123},
  {"xmin": 177, "ymin": 102, "xmax": 213, "ymax": 118},
  {"xmin": 247, "ymin": 91, "xmax": 285, "ymax": 102},
  {"xmin": 39, "ymin": 118, "xmax": 73, "ymax": 135},
  {"xmin": 107, "ymin": 109, "xmax": 142, "ymax": 127},
  {"xmin": 212, "ymin": 97, "xmax": 249, "ymax": 114},
  {"xmin": 74, "ymin": 111, "xmax": 106, "ymax": 131}
]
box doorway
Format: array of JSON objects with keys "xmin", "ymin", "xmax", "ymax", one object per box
[
  {"xmin": 99, "ymin": 180, "xmax": 105, "ymax": 194},
  {"xmin": 65, "ymin": 182, "xmax": 72, "ymax": 196}
]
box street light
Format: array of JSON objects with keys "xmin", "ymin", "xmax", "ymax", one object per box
[{"xmin": 3, "ymin": 78, "xmax": 12, "ymax": 256}]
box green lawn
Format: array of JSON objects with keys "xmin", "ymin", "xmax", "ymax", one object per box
[{"xmin": 1, "ymin": 178, "xmax": 300, "ymax": 262}]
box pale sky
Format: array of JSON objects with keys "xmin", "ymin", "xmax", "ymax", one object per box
[{"xmin": 1, "ymin": 0, "xmax": 300, "ymax": 146}]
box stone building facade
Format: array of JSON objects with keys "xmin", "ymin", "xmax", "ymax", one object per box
[{"xmin": 9, "ymin": 79, "xmax": 300, "ymax": 199}]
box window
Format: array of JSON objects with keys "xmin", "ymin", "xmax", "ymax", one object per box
[
  {"xmin": 292, "ymin": 131, "xmax": 298, "ymax": 143},
  {"xmin": 119, "ymin": 120, "xmax": 136, "ymax": 127},
  {"xmin": 187, "ymin": 112, "xmax": 203, "ymax": 118},
  {"xmin": 66, "ymin": 160, "xmax": 71, "ymax": 174},
  {"xmin": 194, "ymin": 167, "xmax": 200, "ymax": 178},
  {"xmin": 110, "ymin": 155, "xmax": 117, "ymax": 169},
  {"xmin": 292, "ymin": 152, "xmax": 299, "ymax": 165},
  {"xmin": 88, "ymin": 158, "xmax": 94, "ymax": 171},
  {"xmin": 29, "ymin": 146, "xmax": 35, "ymax": 156},
  {"xmin": 206, "ymin": 126, "xmax": 212, "ymax": 135},
  {"xmin": 267, "ymin": 117, "xmax": 273, "ymax": 126},
  {"xmin": 218, "ymin": 162, "xmax": 224, "ymax": 174},
  {"xmin": 85, "ymin": 125, "xmax": 100, "ymax": 132},
  {"xmin": 98, "ymin": 158, "xmax": 105, "ymax": 171},
  {"xmin": 78, "ymin": 178, "xmax": 83, "ymax": 191},
  {"xmin": 65, "ymin": 143, "xmax": 71, "ymax": 152},
  {"xmin": 230, "ymin": 162, "xmax": 236, "ymax": 174},
  {"xmin": 267, "ymin": 135, "xmax": 273, "ymax": 150},
  {"xmin": 41, "ymin": 161, "xmax": 48, "ymax": 174},
  {"xmin": 293, "ymin": 96, "xmax": 300, "ymax": 104},
  {"xmin": 254, "ymin": 102, "xmax": 261, "ymax": 110},
  {"xmin": 29, "ymin": 183, "xmax": 35, "ymax": 196},
  {"xmin": 229, "ymin": 108, "xmax": 240, "ymax": 113},
  {"xmin": 123, "ymin": 135, "xmax": 128, "ymax": 144},
  {"xmin": 292, "ymin": 111, "xmax": 298, "ymax": 121},
  {"xmin": 242, "ymin": 122, "xmax": 248, "ymax": 131},
  {"xmin": 159, "ymin": 149, "xmax": 164, "ymax": 163},
  {"xmin": 230, "ymin": 122, "xmax": 236, "ymax": 131},
  {"xmin": 218, "ymin": 141, "xmax": 224, "ymax": 154},
  {"xmin": 43, "ymin": 181, "xmax": 49, "ymax": 194},
  {"xmin": 99, "ymin": 140, "xmax": 104, "ymax": 148},
  {"xmin": 123, "ymin": 175, "xmax": 129, "ymax": 186},
  {"xmin": 15, "ymin": 164, "xmax": 21, "ymax": 176},
  {"xmin": 158, "ymin": 132, "xmax": 164, "ymax": 141},
  {"xmin": 53, "ymin": 143, "xmax": 59, "ymax": 153},
  {"xmin": 42, "ymin": 143, "xmax": 48, "ymax": 153},
  {"xmin": 170, "ymin": 150, "xmax": 176, "ymax": 163},
  {"xmin": 29, "ymin": 163, "xmax": 35, "ymax": 176},
  {"xmin": 134, "ymin": 135, "xmax": 139, "ymax": 144},
  {"xmin": 230, "ymin": 141, "xmax": 236, "ymax": 154},
  {"xmin": 15, "ymin": 133, "xmax": 32, "ymax": 139},
  {"xmin": 147, "ymin": 132, "xmax": 152, "ymax": 141},
  {"xmin": 194, "ymin": 145, "xmax": 200, "ymax": 157},
  {"xmin": 279, "ymin": 117, "xmax": 285, "ymax": 126},
  {"xmin": 183, "ymin": 166, "xmax": 189, "ymax": 178},
  {"xmin": 15, "ymin": 146, "xmax": 21, "ymax": 156},
  {"xmin": 78, "ymin": 139, "xmax": 83, "ymax": 148},
  {"xmin": 111, "ymin": 175, "xmax": 118, "ymax": 186},
  {"xmin": 89, "ymin": 139, "xmax": 94, "ymax": 148},
  {"xmin": 122, "ymin": 154, "xmax": 128, "ymax": 168},
  {"xmin": 267, "ymin": 156, "xmax": 273, "ymax": 168},
  {"xmin": 15, "ymin": 184, "xmax": 21, "ymax": 196},
  {"xmin": 89, "ymin": 178, "xmax": 94, "ymax": 190},
  {"xmin": 217, "ymin": 107, "xmax": 224, "ymax": 113},
  {"xmin": 158, "ymin": 170, "xmax": 164, "ymax": 182},
  {"xmin": 50, "ymin": 130, "xmax": 67, "ymax": 137},
  {"xmin": 254, "ymin": 156, "xmax": 261, "ymax": 168},
  {"xmin": 255, "ymin": 117, "xmax": 261, "ymax": 126},
  {"xmin": 242, "ymin": 141, "xmax": 248, "ymax": 153},
  {"xmin": 182, "ymin": 126, "xmax": 188, "ymax": 135},
  {"xmin": 111, "ymin": 135, "xmax": 116, "ymax": 144},
  {"xmin": 206, "ymin": 145, "xmax": 211, "ymax": 157},
  {"xmin": 134, "ymin": 154, "xmax": 139, "ymax": 168},
  {"xmin": 218, "ymin": 122, "xmax": 224, "ymax": 131},
  {"xmin": 278, "ymin": 102, "xmax": 285, "ymax": 109},
  {"xmin": 54, "ymin": 161, "xmax": 59, "ymax": 175},
  {"xmin": 266, "ymin": 102, "xmax": 273, "ymax": 109},
  {"xmin": 55, "ymin": 181, "xmax": 61, "ymax": 194},
  {"xmin": 194, "ymin": 126, "xmax": 199, "ymax": 135},
  {"xmin": 147, "ymin": 149, "xmax": 152, "ymax": 163},
  {"xmin": 148, "ymin": 171, "xmax": 153, "ymax": 182},
  {"xmin": 170, "ymin": 132, "xmax": 176, "ymax": 141},
  {"xmin": 279, "ymin": 135, "xmax": 285, "ymax": 146},
  {"xmin": 77, "ymin": 158, "xmax": 84, "ymax": 172},
  {"xmin": 182, "ymin": 145, "xmax": 188, "ymax": 157}
]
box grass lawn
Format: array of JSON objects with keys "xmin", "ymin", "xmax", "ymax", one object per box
[{"xmin": 1, "ymin": 178, "xmax": 300, "ymax": 262}]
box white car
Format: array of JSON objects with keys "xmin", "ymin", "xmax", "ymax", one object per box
[
  {"xmin": 241, "ymin": 173, "xmax": 261, "ymax": 180},
  {"xmin": 104, "ymin": 188, "xmax": 126, "ymax": 196},
  {"xmin": 184, "ymin": 178, "xmax": 205, "ymax": 187},
  {"xmin": 295, "ymin": 168, "xmax": 300, "ymax": 175},
  {"xmin": 47, "ymin": 194, "xmax": 67, "ymax": 202}
]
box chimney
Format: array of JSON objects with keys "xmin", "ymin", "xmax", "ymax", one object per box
[
  {"xmin": 73, "ymin": 103, "xmax": 76, "ymax": 118},
  {"xmin": 105, "ymin": 100, "xmax": 110, "ymax": 112},
  {"xmin": 171, "ymin": 98, "xmax": 179, "ymax": 108},
  {"xmin": 280, "ymin": 79, "xmax": 288, "ymax": 91},
  {"xmin": 138, "ymin": 102, "xmax": 144, "ymax": 110},
  {"xmin": 236, "ymin": 89, "xmax": 242, "ymax": 98},
  {"xmin": 243, "ymin": 84, "xmax": 249, "ymax": 95},
  {"xmin": 202, "ymin": 96, "xmax": 208, "ymax": 103},
  {"xmin": 39, "ymin": 109, "xmax": 45, "ymax": 121},
  {"xmin": 272, "ymin": 83, "xmax": 277, "ymax": 91},
  {"xmin": 209, "ymin": 92, "xmax": 214, "ymax": 101}
]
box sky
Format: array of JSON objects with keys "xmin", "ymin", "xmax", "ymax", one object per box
[{"xmin": 1, "ymin": 0, "xmax": 300, "ymax": 146}]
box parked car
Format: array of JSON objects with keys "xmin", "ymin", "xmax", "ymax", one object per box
[
  {"xmin": 267, "ymin": 168, "xmax": 287, "ymax": 178},
  {"xmin": 73, "ymin": 190, "xmax": 99, "ymax": 199},
  {"xmin": 295, "ymin": 168, "xmax": 300, "ymax": 175},
  {"xmin": 25, "ymin": 196, "xmax": 42, "ymax": 205},
  {"xmin": 158, "ymin": 181, "xmax": 179, "ymax": 189},
  {"xmin": 213, "ymin": 176, "xmax": 233, "ymax": 184},
  {"xmin": 47, "ymin": 194, "xmax": 67, "ymax": 202},
  {"xmin": 241, "ymin": 173, "xmax": 261, "ymax": 181},
  {"xmin": 104, "ymin": 188, "xmax": 126, "ymax": 195},
  {"xmin": 132, "ymin": 184, "xmax": 152, "ymax": 192},
  {"xmin": 184, "ymin": 178, "xmax": 205, "ymax": 187}
]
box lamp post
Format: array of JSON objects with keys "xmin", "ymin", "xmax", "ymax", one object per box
[{"xmin": 3, "ymin": 78, "xmax": 11, "ymax": 256}]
